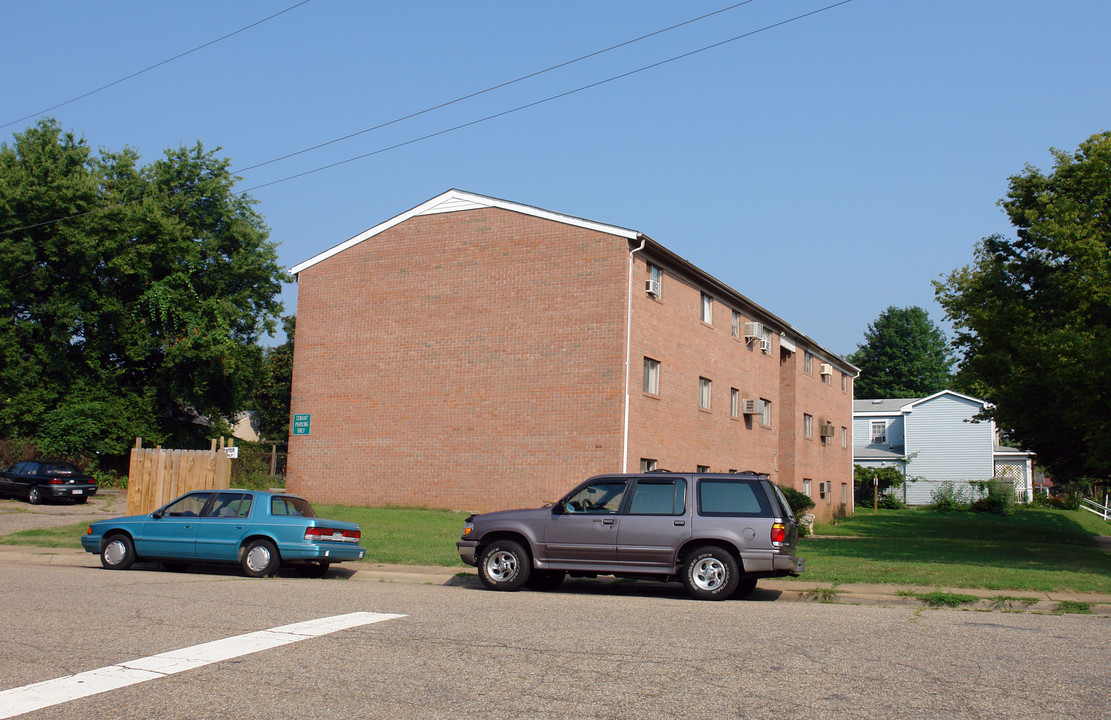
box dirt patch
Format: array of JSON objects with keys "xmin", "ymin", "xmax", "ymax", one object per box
[{"xmin": 0, "ymin": 490, "xmax": 127, "ymax": 535}]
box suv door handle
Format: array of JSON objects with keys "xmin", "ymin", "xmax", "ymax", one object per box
[{"xmin": 673, "ymin": 520, "xmax": 686, "ymax": 526}]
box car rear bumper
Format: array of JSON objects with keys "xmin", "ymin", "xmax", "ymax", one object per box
[
  {"xmin": 457, "ymin": 540, "xmax": 478, "ymax": 566},
  {"xmin": 280, "ymin": 543, "xmax": 366, "ymax": 563},
  {"xmin": 47, "ymin": 485, "xmax": 97, "ymax": 499}
]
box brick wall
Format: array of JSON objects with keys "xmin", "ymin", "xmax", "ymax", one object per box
[{"xmin": 288, "ymin": 208, "xmax": 629, "ymax": 510}]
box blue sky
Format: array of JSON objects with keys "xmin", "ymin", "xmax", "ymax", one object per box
[{"xmin": 3, "ymin": 1, "xmax": 1108, "ymax": 357}]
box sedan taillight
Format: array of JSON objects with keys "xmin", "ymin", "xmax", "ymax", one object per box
[
  {"xmin": 771, "ymin": 522, "xmax": 787, "ymax": 544},
  {"xmin": 304, "ymin": 527, "xmax": 361, "ymax": 543}
]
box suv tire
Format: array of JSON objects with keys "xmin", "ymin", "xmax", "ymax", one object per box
[
  {"xmin": 683, "ymin": 546, "xmax": 740, "ymax": 600},
  {"xmin": 478, "ymin": 540, "xmax": 530, "ymax": 591}
]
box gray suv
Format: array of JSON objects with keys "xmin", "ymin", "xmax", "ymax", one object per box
[{"xmin": 457, "ymin": 471, "xmax": 803, "ymax": 600}]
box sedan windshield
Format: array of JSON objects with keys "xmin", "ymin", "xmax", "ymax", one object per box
[{"xmin": 271, "ymin": 496, "xmax": 317, "ymax": 518}]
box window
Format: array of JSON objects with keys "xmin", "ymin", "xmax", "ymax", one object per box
[
  {"xmin": 841, "ymin": 426, "xmax": 848, "ymax": 448},
  {"xmin": 698, "ymin": 479, "xmax": 772, "ymax": 516},
  {"xmin": 730, "ymin": 388, "xmax": 739, "ymax": 417},
  {"xmin": 841, "ymin": 482, "xmax": 848, "ymax": 504},
  {"xmin": 640, "ymin": 458, "xmax": 658, "ymax": 472},
  {"xmin": 822, "ymin": 369, "xmax": 832, "ymax": 385},
  {"xmin": 803, "ymin": 478, "xmax": 812, "ymax": 497},
  {"xmin": 628, "ymin": 478, "xmax": 686, "ymax": 515},
  {"xmin": 163, "ymin": 492, "xmax": 214, "ymax": 518},
  {"xmin": 871, "ymin": 421, "xmax": 886, "ymax": 444},
  {"xmin": 841, "ymin": 373, "xmax": 849, "ymax": 392},
  {"xmin": 647, "ymin": 264, "xmax": 663, "ymax": 297},
  {"xmin": 642, "ymin": 357, "xmax": 659, "ymax": 395},
  {"xmin": 803, "ymin": 413, "xmax": 813, "ymax": 439},
  {"xmin": 701, "ymin": 293, "xmax": 713, "ymax": 324},
  {"xmin": 208, "ymin": 492, "xmax": 253, "ymax": 518},
  {"xmin": 697, "ymin": 465, "xmax": 711, "ymax": 473},
  {"xmin": 759, "ymin": 398, "xmax": 772, "ymax": 426},
  {"xmin": 699, "ymin": 377, "xmax": 712, "ymax": 410},
  {"xmin": 564, "ymin": 480, "xmax": 627, "ymax": 514},
  {"xmin": 804, "ymin": 351, "xmax": 813, "ymax": 374},
  {"xmin": 731, "ymin": 310, "xmax": 740, "ymax": 338}
]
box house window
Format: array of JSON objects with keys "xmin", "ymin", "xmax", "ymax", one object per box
[
  {"xmin": 803, "ymin": 413, "xmax": 813, "ymax": 439},
  {"xmin": 701, "ymin": 293, "xmax": 713, "ymax": 324},
  {"xmin": 647, "ymin": 264, "xmax": 662, "ymax": 297},
  {"xmin": 640, "ymin": 458, "xmax": 658, "ymax": 472},
  {"xmin": 699, "ymin": 377, "xmax": 712, "ymax": 410},
  {"xmin": 871, "ymin": 421, "xmax": 886, "ymax": 444},
  {"xmin": 730, "ymin": 388, "xmax": 739, "ymax": 417},
  {"xmin": 643, "ymin": 357, "xmax": 659, "ymax": 395},
  {"xmin": 803, "ymin": 478, "xmax": 812, "ymax": 497},
  {"xmin": 841, "ymin": 373, "xmax": 848, "ymax": 392},
  {"xmin": 841, "ymin": 482, "xmax": 848, "ymax": 504},
  {"xmin": 841, "ymin": 426, "xmax": 848, "ymax": 448},
  {"xmin": 804, "ymin": 352, "xmax": 813, "ymax": 374},
  {"xmin": 759, "ymin": 398, "xmax": 772, "ymax": 426},
  {"xmin": 731, "ymin": 310, "xmax": 740, "ymax": 338},
  {"xmin": 819, "ymin": 481, "xmax": 827, "ymax": 500}
]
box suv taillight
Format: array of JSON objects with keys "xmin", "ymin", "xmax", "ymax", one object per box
[{"xmin": 771, "ymin": 522, "xmax": 787, "ymax": 544}]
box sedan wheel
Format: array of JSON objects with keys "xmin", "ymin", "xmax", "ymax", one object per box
[
  {"xmin": 101, "ymin": 535, "xmax": 136, "ymax": 570},
  {"xmin": 28, "ymin": 487, "xmax": 42, "ymax": 505},
  {"xmin": 241, "ymin": 539, "xmax": 280, "ymax": 577}
]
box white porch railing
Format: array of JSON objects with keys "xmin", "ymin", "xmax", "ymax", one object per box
[{"xmin": 1080, "ymin": 496, "xmax": 1110, "ymax": 522}]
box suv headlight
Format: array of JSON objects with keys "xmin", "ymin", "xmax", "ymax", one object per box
[{"xmin": 461, "ymin": 522, "xmax": 474, "ymax": 538}]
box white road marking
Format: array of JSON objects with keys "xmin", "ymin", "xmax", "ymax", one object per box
[{"xmin": 0, "ymin": 611, "xmax": 405, "ymax": 719}]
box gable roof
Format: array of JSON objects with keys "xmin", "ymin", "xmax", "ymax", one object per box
[
  {"xmin": 853, "ymin": 390, "xmax": 992, "ymax": 416},
  {"xmin": 291, "ymin": 188, "xmax": 860, "ymax": 373},
  {"xmin": 289, "ymin": 189, "xmax": 639, "ymax": 275}
]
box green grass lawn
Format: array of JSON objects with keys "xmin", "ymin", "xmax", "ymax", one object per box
[
  {"xmin": 4, "ymin": 504, "xmax": 1109, "ymax": 592},
  {"xmin": 801, "ymin": 507, "xmax": 1111, "ymax": 593}
]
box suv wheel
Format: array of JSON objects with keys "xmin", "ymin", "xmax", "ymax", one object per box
[
  {"xmin": 478, "ymin": 540, "xmax": 530, "ymax": 591},
  {"xmin": 683, "ymin": 546, "xmax": 740, "ymax": 600}
]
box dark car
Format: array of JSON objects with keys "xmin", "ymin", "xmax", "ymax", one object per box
[
  {"xmin": 457, "ymin": 471, "xmax": 803, "ymax": 600},
  {"xmin": 0, "ymin": 460, "xmax": 98, "ymax": 505},
  {"xmin": 81, "ymin": 490, "xmax": 366, "ymax": 578}
]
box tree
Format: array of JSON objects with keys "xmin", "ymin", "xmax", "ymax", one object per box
[
  {"xmin": 0, "ymin": 119, "xmax": 290, "ymax": 455},
  {"xmin": 848, "ymin": 306, "xmax": 953, "ymax": 398},
  {"xmin": 253, "ymin": 315, "xmax": 295, "ymax": 441},
  {"xmin": 935, "ymin": 131, "xmax": 1111, "ymax": 482}
]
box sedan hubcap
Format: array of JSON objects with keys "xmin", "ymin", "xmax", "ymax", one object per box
[
  {"xmin": 485, "ymin": 550, "xmax": 518, "ymax": 581},
  {"xmin": 104, "ymin": 540, "xmax": 127, "ymax": 566},
  {"xmin": 692, "ymin": 557, "xmax": 726, "ymax": 591},
  {"xmin": 246, "ymin": 545, "xmax": 272, "ymax": 572}
]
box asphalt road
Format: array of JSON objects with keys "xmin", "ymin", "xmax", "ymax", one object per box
[{"xmin": 2, "ymin": 555, "xmax": 1109, "ymax": 720}]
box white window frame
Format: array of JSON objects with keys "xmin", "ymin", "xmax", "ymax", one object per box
[
  {"xmin": 698, "ymin": 377, "xmax": 712, "ymax": 410},
  {"xmin": 701, "ymin": 293, "xmax": 713, "ymax": 324},
  {"xmin": 871, "ymin": 421, "xmax": 886, "ymax": 444},
  {"xmin": 643, "ymin": 357, "xmax": 659, "ymax": 395},
  {"xmin": 730, "ymin": 388, "xmax": 739, "ymax": 417},
  {"xmin": 759, "ymin": 398, "xmax": 772, "ymax": 426},
  {"xmin": 640, "ymin": 458, "xmax": 658, "ymax": 472},
  {"xmin": 804, "ymin": 352, "xmax": 813, "ymax": 374},
  {"xmin": 804, "ymin": 413, "xmax": 813, "ymax": 439}
]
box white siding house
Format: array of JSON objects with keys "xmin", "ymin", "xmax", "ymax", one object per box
[{"xmin": 853, "ymin": 391, "xmax": 1035, "ymax": 504}]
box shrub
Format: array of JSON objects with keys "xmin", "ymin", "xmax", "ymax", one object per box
[
  {"xmin": 778, "ymin": 484, "xmax": 815, "ymax": 515},
  {"xmin": 970, "ymin": 479, "xmax": 1015, "ymax": 515},
  {"xmin": 930, "ymin": 481, "xmax": 970, "ymax": 512}
]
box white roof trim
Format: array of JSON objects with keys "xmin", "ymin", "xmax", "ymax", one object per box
[
  {"xmin": 290, "ymin": 189, "xmax": 639, "ymax": 276},
  {"xmin": 899, "ymin": 389, "xmax": 992, "ymax": 414}
]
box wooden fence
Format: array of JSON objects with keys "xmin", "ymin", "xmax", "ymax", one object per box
[{"xmin": 125, "ymin": 437, "xmax": 235, "ymax": 516}]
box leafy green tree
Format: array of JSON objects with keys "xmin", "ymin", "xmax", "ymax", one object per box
[
  {"xmin": 848, "ymin": 306, "xmax": 953, "ymax": 398},
  {"xmin": 935, "ymin": 131, "xmax": 1111, "ymax": 482},
  {"xmin": 0, "ymin": 119, "xmax": 289, "ymax": 455},
  {"xmin": 253, "ymin": 315, "xmax": 295, "ymax": 441}
]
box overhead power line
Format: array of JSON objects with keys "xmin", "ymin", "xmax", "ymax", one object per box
[
  {"xmin": 0, "ymin": 0, "xmax": 313, "ymax": 130},
  {"xmin": 2, "ymin": 0, "xmax": 853, "ymax": 237}
]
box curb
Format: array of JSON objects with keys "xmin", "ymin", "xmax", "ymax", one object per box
[{"xmin": 3, "ymin": 545, "xmax": 1109, "ymax": 615}]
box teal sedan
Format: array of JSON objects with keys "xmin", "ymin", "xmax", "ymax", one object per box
[{"xmin": 81, "ymin": 490, "xmax": 365, "ymax": 578}]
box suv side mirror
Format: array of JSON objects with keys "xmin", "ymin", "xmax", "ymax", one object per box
[{"xmin": 551, "ymin": 501, "xmax": 566, "ymax": 515}]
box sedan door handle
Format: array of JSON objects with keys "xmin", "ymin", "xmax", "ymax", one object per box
[{"xmin": 601, "ymin": 518, "xmax": 615, "ymax": 525}]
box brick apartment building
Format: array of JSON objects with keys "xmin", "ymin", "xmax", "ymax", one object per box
[{"xmin": 287, "ymin": 189, "xmax": 857, "ymax": 521}]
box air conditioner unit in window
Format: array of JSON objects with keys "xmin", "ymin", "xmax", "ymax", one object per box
[
  {"xmin": 820, "ymin": 423, "xmax": 835, "ymax": 438},
  {"xmin": 820, "ymin": 363, "xmax": 833, "ymax": 375},
  {"xmin": 744, "ymin": 321, "xmax": 763, "ymax": 340},
  {"xmin": 742, "ymin": 399, "xmax": 759, "ymax": 415},
  {"xmin": 760, "ymin": 338, "xmax": 772, "ymax": 354},
  {"xmin": 645, "ymin": 278, "xmax": 660, "ymax": 296}
]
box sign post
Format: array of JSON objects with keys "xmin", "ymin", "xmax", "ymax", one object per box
[{"xmin": 873, "ymin": 475, "xmax": 879, "ymax": 514}]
